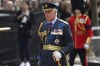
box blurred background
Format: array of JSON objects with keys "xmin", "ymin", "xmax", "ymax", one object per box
[{"xmin": 0, "ymin": 0, "xmax": 100, "ymax": 66}]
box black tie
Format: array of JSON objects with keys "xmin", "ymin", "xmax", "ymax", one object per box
[
  {"xmin": 50, "ymin": 23, "xmax": 52, "ymax": 27},
  {"xmin": 47, "ymin": 23, "xmax": 52, "ymax": 33},
  {"xmin": 49, "ymin": 23, "xmax": 52, "ymax": 32}
]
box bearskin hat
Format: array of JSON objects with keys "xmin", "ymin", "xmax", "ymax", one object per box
[{"xmin": 71, "ymin": 0, "xmax": 87, "ymax": 14}]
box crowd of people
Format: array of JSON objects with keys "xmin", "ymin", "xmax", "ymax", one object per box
[
  {"xmin": 0, "ymin": 0, "xmax": 38, "ymax": 11},
  {"xmin": 1, "ymin": 0, "xmax": 100, "ymax": 25},
  {"xmin": 0, "ymin": 0, "xmax": 100, "ymax": 66},
  {"xmin": 0, "ymin": 0, "xmax": 100, "ymax": 19}
]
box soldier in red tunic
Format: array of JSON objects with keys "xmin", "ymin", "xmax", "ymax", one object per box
[{"xmin": 69, "ymin": 0, "xmax": 93, "ymax": 66}]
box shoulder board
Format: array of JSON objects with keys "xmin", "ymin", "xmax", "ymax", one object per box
[{"xmin": 59, "ymin": 19, "xmax": 69, "ymax": 25}]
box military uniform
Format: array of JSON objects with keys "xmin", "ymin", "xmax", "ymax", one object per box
[
  {"xmin": 69, "ymin": 15, "xmax": 93, "ymax": 49},
  {"xmin": 69, "ymin": 14, "xmax": 93, "ymax": 66},
  {"xmin": 38, "ymin": 2, "xmax": 73, "ymax": 66},
  {"xmin": 69, "ymin": 0, "xmax": 93, "ymax": 66}
]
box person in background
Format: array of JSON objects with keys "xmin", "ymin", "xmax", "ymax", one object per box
[
  {"xmin": 15, "ymin": 1, "xmax": 35, "ymax": 66},
  {"xmin": 38, "ymin": 2, "xmax": 73, "ymax": 66},
  {"xmin": 52, "ymin": 0, "xmax": 61, "ymax": 6},
  {"xmin": 29, "ymin": 0, "xmax": 38, "ymax": 11},
  {"xmin": 58, "ymin": 0, "xmax": 72, "ymax": 21},
  {"xmin": 97, "ymin": 2, "xmax": 100, "ymax": 18},
  {"xmin": 1, "ymin": 0, "xmax": 8, "ymax": 10},
  {"xmin": 97, "ymin": 2, "xmax": 100, "ymax": 25},
  {"xmin": 14, "ymin": 0, "xmax": 23, "ymax": 11},
  {"xmin": 6, "ymin": 1, "xmax": 15, "ymax": 11},
  {"xmin": 69, "ymin": 0, "xmax": 93, "ymax": 66},
  {"xmin": 0, "ymin": 2, "xmax": 3, "ymax": 10}
]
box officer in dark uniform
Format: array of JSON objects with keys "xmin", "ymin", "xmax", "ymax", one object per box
[{"xmin": 38, "ymin": 2, "xmax": 73, "ymax": 66}]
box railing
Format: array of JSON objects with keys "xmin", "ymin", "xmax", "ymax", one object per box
[{"xmin": 92, "ymin": 26, "xmax": 100, "ymax": 40}]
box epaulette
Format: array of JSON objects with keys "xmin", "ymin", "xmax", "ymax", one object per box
[{"xmin": 59, "ymin": 19, "xmax": 69, "ymax": 25}]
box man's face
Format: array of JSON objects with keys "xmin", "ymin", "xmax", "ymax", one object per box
[
  {"xmin": 44, "ymin": 9, "xmax": 57, "ymax": 21},
  {"xmin": 21, "ymin": 2, "xmax": 29, "ymax": 10},
  {"xmin": 74, "ymin": 9, "xmax": 81, "ymax": 14}
]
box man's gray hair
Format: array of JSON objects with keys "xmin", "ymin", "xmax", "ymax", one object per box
[{"xmin": 53, "ymin": 8, "xmax": 58, "ymax": 12}]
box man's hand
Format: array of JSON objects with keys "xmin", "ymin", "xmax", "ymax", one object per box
[
  {"xmin": 53, "ymin": 51, "xmax": 62, "ymax": 61},
  {"xmin": 17, "ymin": 14, "xmax": 24, "ymax": 19}
]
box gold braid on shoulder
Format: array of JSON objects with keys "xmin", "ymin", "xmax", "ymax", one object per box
[
  {"xmin": 38, "ymin": 22, "xmax": 47, "ymax": 42},
  {"xmin": 76, "ymin": 15, "xmax": 89, "ymax": 31}
]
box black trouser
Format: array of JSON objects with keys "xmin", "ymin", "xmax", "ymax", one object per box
[
  {"xmin": 69, "ymin": 48, "xmax": 88, "ymax": 66},
  {"xmin": 18, "ymin": 35, "xmax": 30, "ymax": 61}
]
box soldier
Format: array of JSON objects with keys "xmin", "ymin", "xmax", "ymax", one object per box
[
  {"xmin": 69, "ymin": 0, "xmax": 93, "ymax": 66},
  {"xmin": 38, "ymin": 2, "xmax": 73, "ymax": 66}
]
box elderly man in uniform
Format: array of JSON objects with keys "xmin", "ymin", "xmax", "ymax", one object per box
[{"xmin": 38, "ymin": 2, "xmax": 73, "ymax": 66}]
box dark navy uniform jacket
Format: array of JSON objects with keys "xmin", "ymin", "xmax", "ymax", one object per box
[{"xmin": 38, "ymin": 18, "xmax": 73, "ymax": 66}]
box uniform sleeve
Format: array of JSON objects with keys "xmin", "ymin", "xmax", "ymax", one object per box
[
  {"xmin": 59, "ymin": 23, "xmax": 74, "ymax": 57},
  {"xmin": 85, "ymin": 16, "xmax": 93, "ymax": 44}
]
